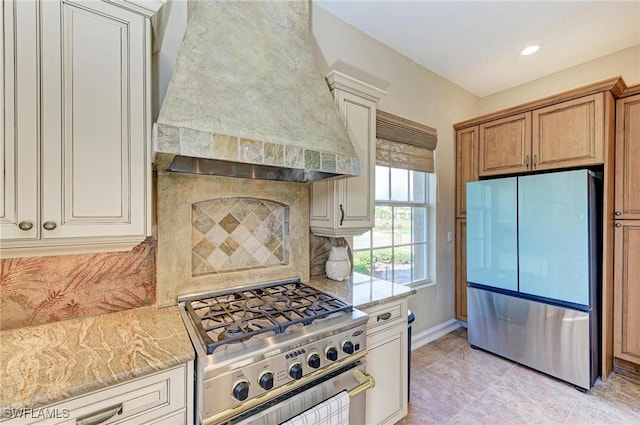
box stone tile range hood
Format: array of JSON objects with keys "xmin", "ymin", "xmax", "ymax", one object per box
[{"xmin": 154, "ymin": 0, "xmax": 360, "ymax": 182}]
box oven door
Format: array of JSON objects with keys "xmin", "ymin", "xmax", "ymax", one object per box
[{"xmin": 226, "ymin": 359, "xmax": 373, "ymax": 425}]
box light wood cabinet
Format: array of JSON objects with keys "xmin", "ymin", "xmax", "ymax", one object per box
[
  {"xmin": 613, "ymin": 221, "xmax": 640, "ymax": 368},
  {"xmin": 455, "ymin": 126, "xmax": 478, "ymax": 218},
  {"xmin": 455, "ymin": 219, "xmax": 467, "ymax": 322},
  {"xmin": 614, "ymin": 94, "xmax": 640, "ymax": 220},
  {"xmin": 3, "ymin": 363, "xmax": 193, "ymax": 425},
  {"xmin": 310, "ymin": 71, "xmax": 385, "ymax": 237},
  {"xmin": 613, "ymin": 93, "xmax": 640, "ymax": 372},
  {"xmin": 478, "ymin": 112, "xmax": 531, "ymax": 176},
  {"xmin": 532, "ymin": 93, "xmax": 604, "ymax": 171},
  {"xmin": 360, "ymin": 298, "xmax": 408, "ymax": 425},
  {"xmin": 1, "ymin": 0, "xmax": 156, "ymax": 257},
  {"xmin": 476, "ymin": 93, "xmax": 605, "ymax": 177}
]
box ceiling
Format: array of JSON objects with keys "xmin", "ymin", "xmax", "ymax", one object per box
[{"xmin": 314, "ymin": 1, "xmax": 640, "ymax": 97}]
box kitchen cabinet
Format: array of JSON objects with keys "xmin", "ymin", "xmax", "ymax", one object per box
[
  {"xmin": 3, "ymin": 363, "xmax": 193, "ymax": 425},
  {"xmin": 613, "ymin": 221, "xmax": 640, "ymax": 370},
  {"xmin": 455, "ymin": 126, "xmax": 478, "ymax": 218},
  {"xmin": 613, "ymin": 93, "xmax": 640, "ymax": 372},
  {"xmin": 478, "ymin": 112, "xmax": 531, "ymax": 176},
  {"xmin": 614, "ymin": 94, "xmax": 640, "ymax": 220},
  {"xmin": 310, "ymin": 71, "xmax": 385, "ymax": 237},
  {"xmin": 476, "ymin": 93, "xmax": 605, "ymax": 177},
  {"xmin": 361, "ymin": 298, "xmax": 408, "ymax": 425},
  {"xmin": 1, "ymin": 0, "xmax": 157, "ymax": 257},
  {"xmin": 455, "ymin": 219, "xmax": 467, "ymax": 321},
  {"xmin": 454, "ymin": 124, "xmax": 477, "ymax": 322}
]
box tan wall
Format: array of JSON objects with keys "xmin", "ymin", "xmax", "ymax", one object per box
[{"xmin": 478, "ymin": 44, "xmax": 640, "ymax": 114}]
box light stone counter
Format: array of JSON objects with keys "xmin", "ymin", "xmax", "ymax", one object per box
[
  {"xmin": 308, "ymin": 276, "xmax": 415, "ymax": 309},
  {"xmin": 0, "ymin": 306, "xmax": 194, "ymax": 411}
]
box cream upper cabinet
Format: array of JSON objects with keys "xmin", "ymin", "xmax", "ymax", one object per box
[
  {"xmin": 310, "ymin": 71, "xmax": 385, "ymax": 237},
  {"xmin": 1, "ymin": 0, "xmax": 157, "ymax": 257}
]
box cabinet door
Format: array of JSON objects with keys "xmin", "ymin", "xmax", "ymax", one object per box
[
  {"xmin": 1, "ymin": 0, "xmax": 39, "ymax": 241},
  {"xmin": 455, "ymin": 127, "xmax": 478, "ymax": 218},
  {"xmin": 532, "ymin": 93, "xmax": 604, "ymax": 171},
  {"xmin": 455, "ymin": 219, "xmax": 467, "ymax": 321},
  {"xmin": 310, "ymin": 87, "xmax": 378, "ymax": 237},
  {"xmin": 40, "ymin": 0, "xmax": 148, "ymax": 239},
  {"xmin": 478, "ymin": 112, "xmax": 531, "ymax": 176},
  {"xmin": 365, "ymin": 323, "xmax": 408, "ymax": 425},
  {"xmin": 613, "ymin": 220, "xmax": 640, "ymax": 365},
  {"xmin": 615, "ymin": 94, "xmax": 640, "ymax": 220}
]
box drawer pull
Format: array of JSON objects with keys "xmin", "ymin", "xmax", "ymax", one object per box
[
  {"xmin": 377, "ymin": 312, "xmax": 392, "ymax": 321},
  {"xmin": 18, "ymin": 221, "xmax": 33, "ymax": 231},
  {"xmin": 76, "ymin": 404, "xmax": 123, "ymax": 425}
]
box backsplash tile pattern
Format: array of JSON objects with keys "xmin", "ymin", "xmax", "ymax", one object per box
[
  {"xmin": 191, "ymin": 198, "xmax": 290, "ymax": 276},
  {"xmin": 0, "ymin": 238, "xmax": 155, "ymax": 331}
]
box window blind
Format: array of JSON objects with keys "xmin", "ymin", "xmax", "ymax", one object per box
[{"xmin": 376, "ymin": 110, "xmax": 437, "ymax": 173}]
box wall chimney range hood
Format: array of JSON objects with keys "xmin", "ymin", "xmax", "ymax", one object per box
[{"xmin": 154, "ymin": 0, "xmax": 360, "ymax": 182}]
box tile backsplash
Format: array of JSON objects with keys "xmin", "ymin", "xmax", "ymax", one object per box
[
  {"xmin": 0, "ymin": 238, "xmax": 155, "ymax": 331},
  {"xmin": 192, "ymin": 198, "xmax": 290, "ymax": 275}
]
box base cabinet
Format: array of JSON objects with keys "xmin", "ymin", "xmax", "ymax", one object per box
[
  {"xmin": 3, "ymin": 363, "xmax": 193, "ymax": 425},
  {"xmin": 361, "ymin": 298, "xmax": 408, "ymax": 425}
]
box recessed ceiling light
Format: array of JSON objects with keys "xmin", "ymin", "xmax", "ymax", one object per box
[{"xmin": 520, "ymin": 45, "xmax": 540, "ymax": 56}]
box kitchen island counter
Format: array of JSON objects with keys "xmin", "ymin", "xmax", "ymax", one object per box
[
  {"xmin": 0, "ymin": 306, "xmax": 194, "ymax": 412},
  {"xmin": 308, "ymin": 276, "xmax": 415, "ymax": 309}
]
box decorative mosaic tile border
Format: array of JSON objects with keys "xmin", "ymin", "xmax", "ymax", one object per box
[
  {"xmin": 191, "ymin": 198, "xmax": 290, "ymax": 276},
  {"xmin": 156, "ymin": 124, "xmax": 360, "ymax": 176}
]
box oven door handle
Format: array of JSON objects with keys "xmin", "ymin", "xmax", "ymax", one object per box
[{"xmin": 348, "ymin": 369, "xmax": 375, "ymax": 398}]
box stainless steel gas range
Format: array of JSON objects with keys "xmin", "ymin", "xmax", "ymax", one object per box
[{"xmin": 178, "ymin": 279, "xmax": 373, "ymax": 425}]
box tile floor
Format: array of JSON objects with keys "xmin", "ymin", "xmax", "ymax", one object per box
[{"xmin": 399, "ymin": 327, "xmax": 640, "ymax": 425}]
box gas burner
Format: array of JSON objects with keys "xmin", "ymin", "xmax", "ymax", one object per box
[
  {"xmin": 183, "ymin": 280, "xmax": 353, "ymax": 354},
  {"xmin": 218, "ymin": 322, "xmax": 253, "ymax": 342}
]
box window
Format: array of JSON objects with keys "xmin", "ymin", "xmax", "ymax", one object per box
[{"xmin": 353, "ymin": 165, "xmax": 433, "ymax": 287}]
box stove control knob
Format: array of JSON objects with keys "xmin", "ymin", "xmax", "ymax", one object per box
[
  {"xmin": 342, "ymin": 340, "xmax": 354, "ymax": 354},
  {"xmin": 308, "ymin": 353, "xmax": 321, "ymax": 369},
  {"xmin": 289, "ymin": 362, "xmax": 303, "ymax": 380},
  {"xmin": 258, "ymin": 371, "xmax": 274, "ymax": 390},
  {"xmin": 325, "ymin": 346, "xmax": 338, "ymax": 362},
  {"xmin": 232, "ymin": 379, "xmax": 250, "ymax": 401}
]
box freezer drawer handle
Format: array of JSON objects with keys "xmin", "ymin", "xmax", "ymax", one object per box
[{"xmin": 76, "ymin": 404, "xmax": 123, "ymax": 425}]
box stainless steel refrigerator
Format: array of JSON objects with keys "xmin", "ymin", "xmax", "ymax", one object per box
[{"xmin": 466, "ymin": 169, "xmax": 601, "ymax": 390}]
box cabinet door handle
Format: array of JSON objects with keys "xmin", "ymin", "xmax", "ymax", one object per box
[
  {"xmin": 524, "ymin": 156, "xmax": 529, "ymax": 168},
  {"xmin": 339, "ymin": 204, "xmax": 345, "ymax": 226},
  {"xmin": 43, "ymin": 221, "xmax": 57, "ymax": 231},
  {"xmin": 76, "ymin": 404, "xmax": 123, "ymax": 425},
  {"xmin": 18, "ymin": 221, "xmax": 33, "ymax": 231},
  {"xmin": 377, "ymin": 312, "xmax": 392, "ymax": 321},
  {"xmin": 533, "ymin": 154, "xmax": 538, "ymax": 169},
  {"xmin": 615, "ymin": 222, "xmax": 622, "ymax": 228},
  {"xmin": 614, "ymin": 211, "xmax": 622, "ymax": 216}
]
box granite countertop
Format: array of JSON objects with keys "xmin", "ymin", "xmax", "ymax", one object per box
[
  {"xmin": 0, "ymin": 306, "xmax": 194, "ymax": 411},
  {"xmin": 308, "ymin": 275, "xmax": 416, "ymax": 309}
]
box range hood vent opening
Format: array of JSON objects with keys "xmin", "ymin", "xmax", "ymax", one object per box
[{"xmin": 154, "ymin": 0, "xmax": 361, "ymax": 182}]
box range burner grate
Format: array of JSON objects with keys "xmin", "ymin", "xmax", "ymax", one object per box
[{"xmin": 184, "ymin": 281, "xmax": 352, "ymax": 354}]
